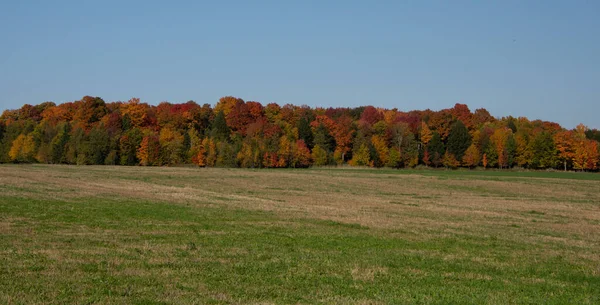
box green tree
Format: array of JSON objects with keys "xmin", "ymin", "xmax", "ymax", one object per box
[
  {"xmin": 351, "ymin": 143, "xmax": 371, "ymax": 166},
  {"xmin": 529, "ymin": 132, "xmax": 557, "ymax": 169},
  {"xmin": 119, "ymin": 128, "xmax": 143, "ymax": 166},
  {"xmin": 447, "ymin": 120, "xmax": 471, "ymax": 161},
  {"xmin": 483, "ymin": 141, "xmax": 498, "ymax": 168},
  {"xmin": 50, "ymin": 122, "xmax": 70, "ymax": 164},
  {"xmin": 297, "ymin": 117, "xmax": 314, "ymax": 149},
  {"xmin": 427, "ymin": 132, "xmax": 445, "ymax": 167},
  {"xmin": 313, "ymin": 124, "xmax": 335, "ymax": 152},
  {"xmin": 211, "ymin": 110, "xmax": 230, "ymax": 141},
  {"xmin": 311, "ymin": 145, "xmax": 329, "ymax": 166},
  {"xmin": 87, "ymin": 125, "xmax": 110, "ymax": 165}
]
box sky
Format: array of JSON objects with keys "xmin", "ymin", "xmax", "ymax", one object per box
[{"xmin": 1, "ymin": 0, "xmax": 598, "ymax": 129}]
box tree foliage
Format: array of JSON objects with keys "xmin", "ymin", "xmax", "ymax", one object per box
[{"xmin": 1, "ymin": 96, "xmax": 598, "ymax": 171}]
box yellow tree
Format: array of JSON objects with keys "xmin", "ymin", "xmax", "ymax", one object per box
[
  {"xmin": 491, "ymin": 127, "xmax": 512, "ymax": 169},
  {"xmin": 311, "ymin": 145, "xmax": 329, "ymax": 166},
  {"xmin": 236, "ymin": 142, "xmax": 254, "ymax": 168},
  {"xmin": 9, "ymin": 134, "xmax": 36, "ymax": 162},
  {"xmin": 350, "ymin": 143, "xmax": 371, "ymax": 166},
  {"xmin": 420, "ymin": 121, "xmax": 433, "ymax": 146},
  {"xmin": 159, "ymin": 127, "xmax": 184, "ymax": 165},
  {"xmin": 573, "ymin": 124, "xmax": 589, "ymax": 171},
  {"xmin": 121, "ymin": 98, "xmax": 148, "ymax": 128},
  {"xmin": 371, "ymin": 135, "xmax": 389, "ymax": 167},
  {"xmin": 202, "ymin": 138, "xmax": 217, "ymax": 167},
  {"xmin": 277, "ymin": 136, "xmax": 293, "ymax": 167},
  {"xmin": 514, "ymin": 133, "xmax": 531, "ymax": 168}
]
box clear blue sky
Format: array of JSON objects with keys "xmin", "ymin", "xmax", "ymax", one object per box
[{"xmin": 1, "ymin": 0, "xmax": 598, "ymax": 129}]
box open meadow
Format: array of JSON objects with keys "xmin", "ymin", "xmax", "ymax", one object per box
[{"xmin": 1, "ymin": 165, "xmax": 599, "ymax": 304}]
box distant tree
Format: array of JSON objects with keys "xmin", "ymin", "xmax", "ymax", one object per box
[
  {"xmin": 50, "ymin": 122, "xmax": 70, "ymax": 164},
  {"xmin": 297, "ymin": 117, "xmax": 314, "ymax": 149},
  {"xmin": 9, "ymin": 134, "xmax": 35, "ymax": 162},
  {"xmin": 311, "ymin": 145, "xmax": 329, "ymax": 166},
  {"xmin": 291, "ymin": 140, "xmax": 311, "ymax": 168},
  {"xmin": 159, "ymin": 127, "xmax": 184, "ymax": 165},
  {"xmin": 490, "ymin": 127, "xmax": 512, "ymax": 169},
  {"xmin": 554, "ymin": 131, "xmax": 574, "ymax": 171},
  {"xmin": 447, "ymin": 120, "xmax": 471, "ymax": 161},
  {"xmin": 422, "ymin": 149, "xmax": 431, "ymax": 167},
  {"xmin": 371, "ymin": 135, "xmax": 389, "ymax": 167},
  {"xmin": 529, "ymin": 131, "xmax": 557, "ymax": 169},
  {"xmin": 462, "ymin": 143, "xmax": 480, "ymax": 168},
  {"xmin": 483, "ymin": 141, "xmax": 498, "ymax": 168},
  {"xmin": 427, "ymin": 132, "xmax": 445, "ymax": 167},
  {"xmin": 386, "ymin": 148, "xmax": 402, "ymax": 168},
  {"xmin": 313, "ymin": 123, "xmax": 335, "ymax": 153},
  {"xmin": 203, "ymin": 138, "xmax": 217, "ymax": 167},
  {"xmin": 420, "ymin": 121, "xmax": 433, "ymax": 146},
  {"xmin": 350, "ymin": 143, "xmax": 371, "ymax": 166},
  {"xmin": 211, "ymin": 111, "xmax": 230, "ymax": 141},
  {"xmin": 87, "ymin": 125, "xmax": 110, "ymax": 165},
  {"xmin": 442, "ymin": 150, "xmax": 460, "ymax": 169},
  {"xmin": 137, "ymin": 135, "xmax": 160, "ymax": 166}
]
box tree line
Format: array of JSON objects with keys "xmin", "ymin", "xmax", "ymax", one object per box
[{"xmin": 1, "ymin": 96, "xmax": 599, "ymax": 171}]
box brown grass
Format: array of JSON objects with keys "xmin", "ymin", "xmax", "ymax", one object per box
[{"xmin": 2, "ymin": 165, "xmax": 599, "ymax": 261}]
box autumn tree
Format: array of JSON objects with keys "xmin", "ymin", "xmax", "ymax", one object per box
[
  {"xmin": 371, "ymin": 135, "xmax": 389, "ymax": 167},
  {"xmin": 514, "ymin": 133, "xmax": 531, "ymax": 168},
  {"xmin": 9, "ymin": 134, "xmax": 35, "ymax": 162},
  {"xmin": 422, "ymin": 149, "xmax": 431, "ymax": 167},
  {"xmin": 121, "ymin": 98, "xmax": 148, "ymax": 128},
  {"xmin": 482, "ymin": 153, "xmax": 488, "ymax": 169},
  {"xmin": 462, "ymin": 143, "xmax": 480, "ymax": 168},
  {"xmin": 159, "ymin": 127, "xmax": 184, "ymax": 165},
  {"xmin": 203, "ymin": 138, "xmax": 217, "ymax": 167},
  {"xmin": 553, "ymin": 130, "xmax": 575, "ymax": 171},
  {"xmin": 214, "ymin": 96, "xmax": 243, "ymax": 116},
  {"xmin": 490, "ymin": 127, "xmax": 512, "ymax": 169},
  {"xmin": 137, "ymin": 135, "xmax": 160, "ymax": 166},
  {"xmin": 442, "ymin": 150, "xmax": 460, "ymax": 169},
  {"xmin": 2, "ymin": 97, "xmax": 589, "ymax": 170},
  {"xmin": 291, "ymin": 140, "xmax": 311, "ymax": 168},
  {"xmin": 419, "ymin": 121, "xmax": 433, "ymax": 146}
]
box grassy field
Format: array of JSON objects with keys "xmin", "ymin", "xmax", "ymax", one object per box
[{"xmin": 1, "ymin": 165, "xmax": 599, "ymax": 304}]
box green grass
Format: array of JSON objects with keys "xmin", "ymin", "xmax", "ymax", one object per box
[{"xmin": 1, "ymin": 165, "xmax": 599, "ymax": 304}]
